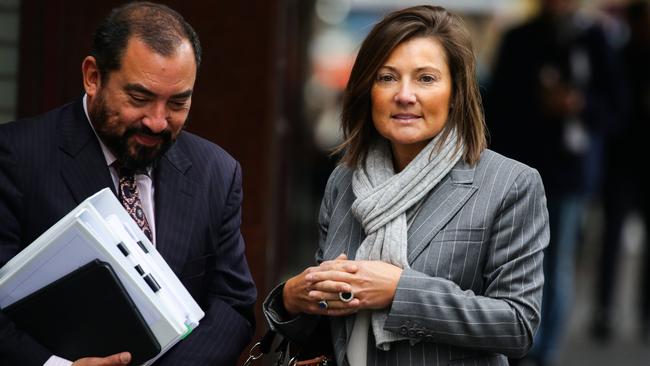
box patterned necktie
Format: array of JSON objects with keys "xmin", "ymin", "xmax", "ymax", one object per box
[{"xmin": 117, "ymin": 166, "xmax": 154, "ymax": 242}]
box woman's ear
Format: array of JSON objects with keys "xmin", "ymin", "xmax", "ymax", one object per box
[{"xmin": 82, "ymin": 56, "xmax": 101, "ymax": 97}]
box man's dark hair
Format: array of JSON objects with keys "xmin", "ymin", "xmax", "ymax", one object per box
[{"xmin": 91, "ymin": 1, "xmax": 201, "ymax": 82}]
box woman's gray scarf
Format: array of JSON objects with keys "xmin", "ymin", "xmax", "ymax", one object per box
[{"xmin": 351, "ymin": 128, "xmax": 463, "ymax": 350}]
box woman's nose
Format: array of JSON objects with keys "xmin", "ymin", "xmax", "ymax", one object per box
[{"xmin": 394, "ymin": 82, "xmax": 416, "ymax": 105}]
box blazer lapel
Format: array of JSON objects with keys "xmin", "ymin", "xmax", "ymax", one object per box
[
  {"xmin": 406, "ymin": 163, "xmax": 478, "ymax": 264},
  {"xmin": 153, "ymin": 140, "xmax": 198, "ymax": 274},
  {"xmin": 59, "ymin": 99, "xmax": 115, "ymax": 204}
]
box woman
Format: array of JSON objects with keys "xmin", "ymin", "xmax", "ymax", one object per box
[{"xmin": 264, "ymin": 5, "xmax": 549, "ymax": 365}]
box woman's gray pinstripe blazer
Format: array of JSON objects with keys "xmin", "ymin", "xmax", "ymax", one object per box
[{"xmin": 264, "ymin": 149, "xmax": 549, "ymax": 366}]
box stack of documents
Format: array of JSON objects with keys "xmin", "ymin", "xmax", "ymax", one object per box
[{"xmin": 0, "ymin": 188, "xmax": 205, "ymax": 365}]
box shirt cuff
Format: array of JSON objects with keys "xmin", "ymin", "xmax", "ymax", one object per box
[{"xmin": 44, "ymin": 355, "xmax": 73, "ymax": 366}]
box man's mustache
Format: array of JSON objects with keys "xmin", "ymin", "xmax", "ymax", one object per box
[{"xmin": 124, "ymin": 126, "xmax": 172, "ymax": 141}]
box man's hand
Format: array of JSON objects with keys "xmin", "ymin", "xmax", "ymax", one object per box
[{"xmin": 72, "ymin": 352, "xmax": 131, "ymax": 366}]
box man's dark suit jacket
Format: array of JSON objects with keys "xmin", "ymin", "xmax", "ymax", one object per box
[{"xmin": 0, "ymin": 98, "xmax": 257, "ymax": 365}]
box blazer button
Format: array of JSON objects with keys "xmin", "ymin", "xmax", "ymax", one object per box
[{"xmin": 400, "ymin": 326, "xmax": 408, "ymax": 335}]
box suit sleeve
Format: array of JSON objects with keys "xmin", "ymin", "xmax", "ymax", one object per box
[
  {"xmin": 383, "ymin": 168, "xmax": 549, "ymax": 358},
  {"xmin": 157, "ymin": 161, "xmax": 257, "ymax": 366},
  {"xmin": 0, "ymin": 128, "xmax": 53, "ymax": 365}
]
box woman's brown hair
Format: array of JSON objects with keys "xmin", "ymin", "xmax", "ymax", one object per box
[{"xmin": 335, "ymin": 5, "xmax": 487, "ymax": 167}]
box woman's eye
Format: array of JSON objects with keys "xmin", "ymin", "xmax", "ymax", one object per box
[
  {"xmin": 419, "ymin": 75, "xmax": 436, "ymax": 83},
  {"xmin": 376, "ymin": 74, "xmax": 395, "ymax": 83}
]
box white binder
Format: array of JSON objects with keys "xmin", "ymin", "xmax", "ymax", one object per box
[{"xmin": 0, "ymin": 188, "xmax": 205, "ymax": 365}]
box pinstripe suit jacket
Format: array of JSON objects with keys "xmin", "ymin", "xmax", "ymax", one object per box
[
  {"xmin": 265, "ymin": 149, "xmax": 549, "ymax": 366},
  {"xmin": 0, "ymin": 98, "xmax": 256, "ymax": 365}
]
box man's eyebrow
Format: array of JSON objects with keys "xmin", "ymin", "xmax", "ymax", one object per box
[
  {"xmin": 171, "ymin": 90, "xmax": 193, "ymax": 99},
  {"xmin": 124, "ymin": 83, "xmax": 193, "ymax": 99},
  {"xmin": 124, "ymin": 83, "xmax": 156, "ymax": 97}
]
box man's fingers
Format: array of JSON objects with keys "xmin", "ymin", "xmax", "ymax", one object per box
[
  {"xmin": 73, "ymin": 352, "xmax": 131, "ymax": 366},
  {"xmin": 99, "ymin": 352, "xmax": 131, "ymax": 365}
]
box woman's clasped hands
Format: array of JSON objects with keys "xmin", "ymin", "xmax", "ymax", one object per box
[{"xmin": 282, "ymin": 253, "xmax": 403, "ymax": 317}]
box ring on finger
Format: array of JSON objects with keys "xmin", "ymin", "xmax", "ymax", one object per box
[
  {"xmin": 339, "ymin": 291, "xmax": 354, "ymax": 303},
  {"xmin": 318, "ymin": 300, "xmax": 328, "ymax": 310}
]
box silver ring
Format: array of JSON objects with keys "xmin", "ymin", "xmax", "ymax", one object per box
[
  {"xmin": 339, "ymin": 291, "xmax": 354, "ymax": 303},
  {"xmin": 318, "ymin": 300, "xmax": 328, "ymax": 310}
]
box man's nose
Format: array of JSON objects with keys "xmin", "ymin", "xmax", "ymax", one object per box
[{"xmin": 142, "ymin": 102, "xmax": 169, "ymax": 133}]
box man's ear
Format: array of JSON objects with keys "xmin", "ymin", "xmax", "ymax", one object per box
[{"xmin": 82, "ymin": 56, "xmax": 101, "ymax": 98}]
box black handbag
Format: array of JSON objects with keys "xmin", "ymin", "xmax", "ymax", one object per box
[{"xmin": 243, "ymin": 317, "xmax": 336, "ymax": 366}]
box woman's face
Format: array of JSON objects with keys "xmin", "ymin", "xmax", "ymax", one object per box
[{"xmin": 371, "ymin": 36, "xmax": 452, "ymax": 162}]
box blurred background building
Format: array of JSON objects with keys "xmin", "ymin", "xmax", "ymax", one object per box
[{"xmin": 0, "ymin": 0, "xmax": 648, "ymax": 365}]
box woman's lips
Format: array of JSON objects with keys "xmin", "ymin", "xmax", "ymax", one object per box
[{"xmin": 391, "ymin": 114, "xmax": 422, "ymax": 122}]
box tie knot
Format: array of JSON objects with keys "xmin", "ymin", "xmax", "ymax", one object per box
[
  {"xmin": 112, "ymin": 161, "xmax": 133, "ymax": 178},
  {"xmin": 118, "ymin": 167, "xmax": 135, "ymax": 179},
  {"xmin": 114, "ymin": 163, "xmax": 148, "ymax": 180}
]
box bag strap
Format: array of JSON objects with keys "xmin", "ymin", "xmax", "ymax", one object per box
[
  {"xmin": 243, "ymin": 329, "xmax": 278, "ymax": 366},
  {"xmin": 243, "ymin": 326, "xmax": 334, "ymax": 366}
]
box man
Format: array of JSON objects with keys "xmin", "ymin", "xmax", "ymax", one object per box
[
  {"xmin": 487, "ymin": 0, "xmax": 624, "ymax": 365},
  {"xmin": 0, "ymin": 2, "xmax": 256, "ymax": 365},
  {"xmin": 594, "ymin": 0, "xmax": 650, "ymax": 343}
]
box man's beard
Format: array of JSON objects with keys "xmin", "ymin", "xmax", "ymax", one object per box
[{"xmin": 89, "ymin": 91, "xmax": 176, "ymax": 172}]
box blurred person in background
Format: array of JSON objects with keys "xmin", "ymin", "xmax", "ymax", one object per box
[
  {"xmin": 487, "ymin": 0, "xmax": 625, "ymax": 364},
  {"xmin": 264, "ymin": 5, "xmax": 549, "ymax": 366},
  {"xmin": 593, "ymin": 0, "xmax": 650, "ymax": 343}
]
